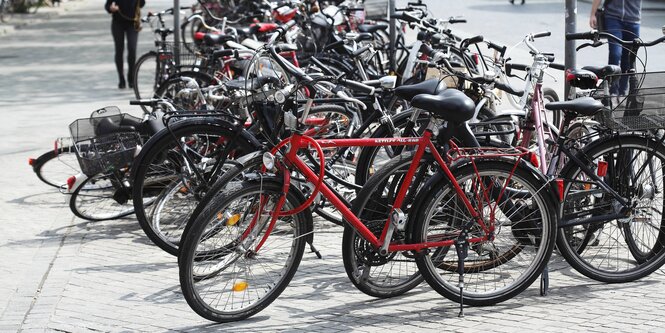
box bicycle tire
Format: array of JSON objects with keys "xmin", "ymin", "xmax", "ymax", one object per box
[
  {"xmin": 32, "ymin": 146, "xmax": 79, "ymax": 188},
  {"xmin": 179, "ymin": 179, "xmax": 308, "ymax": 322},
  {"xmin": 412, "ymin": 160, "xmax": 557, "ymax": 305},
  {"xmin": 342, "ymin": 152, "xmax": 430, "ymax": 298},
  {"xmin": 69, "ymin": 173, "xmax": 135, "ymax": 221},
  {"xmin": 556, "ymin": 135, "xmax": 665, "ymax": 283},
  {"xmin": 131, "ymin": 119, "xmax": 257, "ymax": 256},
  {"xmin": 133, "ymin": 51, "xmax": 160, "ymax": 110}
]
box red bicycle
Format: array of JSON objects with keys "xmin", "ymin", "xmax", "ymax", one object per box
[{"xmin": 177, "ymin": 57, "xmax": 558, "ymax": 321}]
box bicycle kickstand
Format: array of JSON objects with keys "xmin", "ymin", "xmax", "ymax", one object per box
[
  {"xmin": 539, "ymin": 264, "xmax": 549, "ymax": 296},
  {"xmin": 454, "ymin": 230, "xmax": 470, "ymax": 318},
  {"xmin": 308, "ymin": 240, "xmax": 322, "ymax": 259}
]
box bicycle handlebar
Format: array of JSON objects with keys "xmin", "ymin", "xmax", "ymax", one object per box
[
  {"xmin": 566, "ymin": 30, "xmax": 665, "ymax": 47},
  {"xmin": 532, "ymin": 31, "xmax": 551, "ymax": 39}
]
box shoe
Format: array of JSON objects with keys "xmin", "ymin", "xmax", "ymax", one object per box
[
  {"xmin": 127, "ymin": 77, "xmax": 134, "ymax": 89},
  {"xmin": 509, "ymin": 0, "xmax": 514, "ymax": 4},
  {"xmin": 118, "ymin": 77, "xmax": 126, "ymax": 89},
  {"xmin": 521, "ymin": 0, "xmax": 525, "ymax": 4}
]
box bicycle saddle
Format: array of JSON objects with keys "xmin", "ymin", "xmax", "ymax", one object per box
[
  {"xmin": 357, "ymin": 24, "xmax": 388, "ymax": 34},
  {"xmin": 203, "ymin": 33, "xmax": 236, "ymax": 46},
  {"xmin": 566, "ymin": 69, "xmax": 598, "ymax": 89},
  {"xmin": 411, "ymin": 89, "xmax": 476, "ymax": 123},
  {"xmin": 545, "ymin": 97, "xmax": 604, "ymax": 116},
  {"xmin": 394, "ymin": 79, "xmax": 447, "ymax": 101},
  {"xmin": 581, "ymin": 65, "xmax": 622, "ymax": 80}
]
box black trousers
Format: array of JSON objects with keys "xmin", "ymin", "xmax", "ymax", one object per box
[{"xmin": 111, "ymin": 19, "xmax": 138, "ymax": 82}]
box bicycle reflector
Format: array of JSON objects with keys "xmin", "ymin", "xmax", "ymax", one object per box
[
  {"xmin": 597, "ymin": 160, "xmax": 608, "ymax": 177},
  {"xmin": 66, "ymin": 176, "xmax": 77, "ymax": 191},
  {"xmin": 555, "ymin": 179, "xmax": 564, "ymax": 201},
  {"xmin": 28, "ymin": 158, "xmax": 35, "ymax": 166},
  {"xmin": 527, "ymin": 152, "xmax": 539, "ymax": 168},
  {"xmin": 472, "ymin": 53, "xmax": 480, "ymax": 65},
  {"xmin": 233, "ymin": 281, "xmax": 249, "ymax": 292}
]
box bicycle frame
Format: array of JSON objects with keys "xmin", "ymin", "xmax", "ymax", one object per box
[{"xmin": 254, "ymin": 129, "xmax": 530, "ymax": 254}]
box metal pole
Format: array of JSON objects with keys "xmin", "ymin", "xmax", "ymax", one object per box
[
  {"xmin": 173, "ymin": 0, "xmax": 180, "ymax": 66},
  {"xmin": 564, "ymin": 0, "xmax": 576, "ymax": 100},
  {"xmin": 389, "ymin": 0, "xmax": 395, "ymax": 74}
]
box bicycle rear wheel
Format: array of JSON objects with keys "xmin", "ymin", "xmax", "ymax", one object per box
[
  {"xmin": 32, "ymin": 146, "xmax": 79, "ymax": 188},
  {"xmin": 412, "ymin": 160, "xmax": 556, "ymax": 305},
  {"xmin": 342, "ymin": 152, "xmax": 431, "ymax": 298},
  {"xmin": 69, "ymin": 173, "xmax": 135, "ymax": 221},
  {"xmin": 557, "ymin": 135, "xmax": 665, "ymax": 282},
  {"xmin": 133, "ymin": 51, "xmax": 160, "ymax": 107},
  {"xmin": 179, "ymin": 179, "xmax": 307, "ymax": 322}
]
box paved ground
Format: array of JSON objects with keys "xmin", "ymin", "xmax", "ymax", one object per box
[{"xmin": 1, "ymin": 0, "xmax": 665, "ymax": 332}]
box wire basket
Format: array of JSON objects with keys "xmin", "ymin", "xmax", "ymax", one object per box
[
  {"xmin": 69, "ymin": 109, "xmax": 142, "ymax": 176},
  {"xmin": 591, "ymin": 71, "xmax": 665, "ymax": 131},
  {"xmin": 157, "ymin": 41, "xmax": 209, "ymax": 69}
]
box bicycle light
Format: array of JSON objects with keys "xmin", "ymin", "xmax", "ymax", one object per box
[
  {"xmin": 263, "ymin": 152, "xmax": 275, "ymax": 170},
  {"xmin": 597, "ymin": 160, "xmax": 608, "ymax": 177}
]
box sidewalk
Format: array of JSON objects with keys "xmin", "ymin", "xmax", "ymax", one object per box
[
  {"xmin": 2, "ymin": 0, "xmax": 665, "ymax": 332},
  {"xmin": 0, "ymin": 0, "xmax": 86, "ymax": 37}
]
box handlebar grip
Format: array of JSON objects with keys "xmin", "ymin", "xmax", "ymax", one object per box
[
  {"xmin": 340, "ymin": 78, "xmax": 375, "ymax": 95},
  {"xmin": 400, "ymin": 12, "xmax": 420, "ymax": 23},
  {"xmin": 550, "ymin": 63, "xmax": 565, "ymax": 71},
  {"xmin": 323, "ymin": 40, "xmax": 344, "ymax": 52},
  {"xmin": 495, "ymin": 82, "xmax": 524, "ymax": 97},
  {"xmin": 449, "ymin": 18, "xmax": 466, "ymax": 24},
  {"xmin": 505, "ymin": 63, "xmax": 530, "ymax": 72},
  {"xmin": 486, "ymin": 40, "xmax": 507, "ymax": 56},
  {"xmin": 212, "ymin": 49, "xmax": 234, "ymax": 59},
  {"xmin": 533, "ymin": 31, "xmax": 552, "ymax": 39},
  {"xmin": 566, "ymin": 31, "xmax": 596, "ymax": 40},
  {"xmin": 346, "ymin": 8, "xmax": 365, "ymax": 12},
  {"xmin": 130, "ymin": 99, "xmax": 159, "ymax": 106},
  {"xmin": 352, "ymin": 45, "xmax": 371, "ymax": 58},
  {"xmin": 281, "ymin": 20, "xmax": 296, "ymax": 31},
  {"xmin": 462, "ymin": 35, "xmax": 484, "ymax": 49}
]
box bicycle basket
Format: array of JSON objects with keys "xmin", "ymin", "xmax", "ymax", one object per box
[
  {"xmin": 158, "ymin": 42, "xmax": 208, "ymax": 70},
  {"xmin": 591, "ymin": 71, "xmax": 665, "ymax": 131},
  {"xmin": 69, "ymin": 112, "xmax": 143, "ymax": 176}
]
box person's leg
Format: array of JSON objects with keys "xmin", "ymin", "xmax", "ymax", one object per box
[
  {"xmin": 604, "ymin": 16, "xmax": 623, "ymax": 95},
  {"xmin": 111, "ymin": 19, "xmax": 126, "ymax": 88},
  {"xmin": 125, "ymin": 26, "xmax": 139, "ymax": 88},
  {"xmin": 618, "ymin": 21, "xmax": 640, "ymax": 94}
]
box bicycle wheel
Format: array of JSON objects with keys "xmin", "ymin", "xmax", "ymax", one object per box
[
  {"xmin": 557, "ymin": 135, "xmax": 665, "ymax": 282},
  {"xmin": 133, "ymin": 51, "xmax": 160, "ymax": 108},
  {"xmin": 179, "ymin": 179, "xmax": 308, "ymax": 322},
  {"xmin": 412, "ymin": 160, "xmax": 556, "ymax": 305},
  {"xmin": 153, "ymin": 71, "xmax": 219, "ymax": 110},
  {"xmin": 31, "ymin": 146, "xmax": 79, "ymax": 188},
  {"xmin": 69, "ymin": 173, "xmax": 135, "ymax": 221},
  {"xmin": 342, "ymin": 152, "xmax": 432, "ymax": 298},
  {"xmin": 131, "ymin": 120, "xmax": 257, "ymax": 256}
]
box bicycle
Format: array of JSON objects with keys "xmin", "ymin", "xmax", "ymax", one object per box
[{"xmin": 177, "ymin": 26, "xmax": 558, "ymax": 321}]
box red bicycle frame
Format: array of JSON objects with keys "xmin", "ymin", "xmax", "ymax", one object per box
[{"xmin": 249, "ymin": 129, "xmax": 530, "ymax": 254}]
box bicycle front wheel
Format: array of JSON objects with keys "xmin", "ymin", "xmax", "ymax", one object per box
[
  {"xmin": 557, "ymin": 135, "xmax": 665, "ymax": 282},
  {"xmin": 412, "ymin": 160, "xmax": 556, "ymax": 305},
  {"xmin": 133, "ymin": 51, "xmax": 160, "ymax": 106},
  {"xmin": 179, "ymin": 179, "xmax": 308, "ymax": 322}
]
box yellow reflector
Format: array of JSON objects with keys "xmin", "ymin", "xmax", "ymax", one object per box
[
  {"xmin": 179, "ymin": 186, "xmax": 188, "ymax": 194},
  {"xmin": 227, "ymin": 214, "xmax": 241, "ymax": 226},
  {"xmin": 233, "ymin": 281, "xmax": 248, "ymax": 292},
  {"xmin": 584, "ymin": 183, "xmax": 592, "ymax": 190}
]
